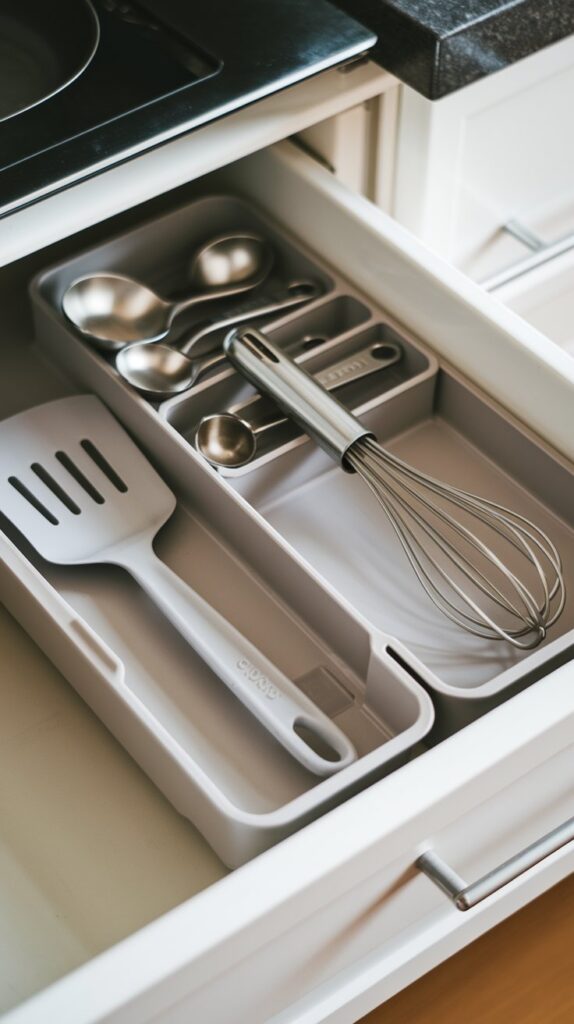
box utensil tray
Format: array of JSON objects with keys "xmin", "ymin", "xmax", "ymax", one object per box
[
  {"xmin": 229, "ymin": 365, "xmax": 574, "ymax": 736},
  {"xmin": 23, "ymin": 188, "xmax": 574, "ymax": 862}
]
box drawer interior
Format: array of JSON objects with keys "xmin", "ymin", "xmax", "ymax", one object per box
[
  {"xmin": 0, "ymin": 601, "xmax": 227, "ymax": 1015},
  {"xmin": 1, "ymin": 151, "xmax": 573, "ymax": 1017},
  {"xmin": 30, "ymin": 178, "xmax": 574, "ymax": 712}
]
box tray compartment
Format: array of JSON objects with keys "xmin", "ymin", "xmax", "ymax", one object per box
[
  {"xmin": 229, "ymin": 367, "xmax": 574, "ymax": 735},
  {"xmin": 27, "ymin": 185, "xmax": 572, "ymax": 847},
  {"xmin": 4, "ymin": 297, "xmax": 433, "ymax": 868},
  {"xmin": 162, "ymin": 292, "xmax": 374, "ymax": 431},
  {"xmin": 33, "ymin": 193, "xmax": 336, "ymax": 361},
  {"xmin": 163, "ymin": 315, "xmax": 433, "ymax": 473}
]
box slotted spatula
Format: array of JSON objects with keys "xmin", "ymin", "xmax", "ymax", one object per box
[{"xmin": 0, "ymin": 395, "xmax": 356, "ymax": 776}]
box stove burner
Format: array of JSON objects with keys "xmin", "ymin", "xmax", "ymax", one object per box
[{"xmin": 0, "ymin": 0, "xmax": 99, "ymax": 122}]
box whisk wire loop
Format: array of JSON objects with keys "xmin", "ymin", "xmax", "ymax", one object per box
[
  {"xmin": 355, "ymin": 458, "xmax": 544, "ymax": 646},
  {"xmin": 347, "ymin": 437, "xmax": 565, "ymax": 650},
  {"xmin": 225, "ymin": 326, "xmax": 566, "ymax": 650}
]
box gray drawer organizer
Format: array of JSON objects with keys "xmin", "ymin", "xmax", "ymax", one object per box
[{"xmin": 19, "ymin": 192, "xmax": 574, "ymax": 865}]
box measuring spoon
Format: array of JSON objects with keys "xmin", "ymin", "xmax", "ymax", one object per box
[
  {"xmin": 196, "ymin": 340, "xmax": 402, "ymax": 468},
  {"xmin": 62, "ymin": 233, "xmax": 273, "ymax": 350},
  {"xmin": 115, "ymin": 281, "xmax": 321, "ymax": 399}
]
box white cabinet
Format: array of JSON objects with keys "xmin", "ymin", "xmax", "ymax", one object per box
[
  {"xmin": 392, "ymin": 33, "xmax": 574, "ymax": 281},
  {"xmin": 0, "ymin": 75, "xmax": 573, "ymax": 1024},
  {"xmin": 296, "ymin": 83, "xmax": 400, "ymax": 212}
]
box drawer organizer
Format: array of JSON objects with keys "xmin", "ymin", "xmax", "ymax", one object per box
[{"xmin": 12, "ymin": 190, "xmax": 573, "ymax": 869}]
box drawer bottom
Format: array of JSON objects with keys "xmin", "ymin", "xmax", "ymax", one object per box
[{"xmin": 0, "ymin": 603, "xmax": 227, "ymax": 1014}]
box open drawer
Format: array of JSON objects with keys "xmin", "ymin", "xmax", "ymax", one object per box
[{"xmin": 1, "ymin": 142, "xmax": 573, "ymax": 1023}]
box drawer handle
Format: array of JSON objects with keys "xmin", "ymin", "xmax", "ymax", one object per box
[{"xmin": 417, "ymin": 815, "xmax": 574, "ymax": 911}]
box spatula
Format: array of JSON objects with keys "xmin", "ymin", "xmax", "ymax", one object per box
[{"xmin": 0, "ymin": 395, "xmax": 356, "ymax": 776}]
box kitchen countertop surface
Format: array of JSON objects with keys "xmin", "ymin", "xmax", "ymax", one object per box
[{"xmin": 333, "ymin": 0, "xmax": 574, "ymax": 97}]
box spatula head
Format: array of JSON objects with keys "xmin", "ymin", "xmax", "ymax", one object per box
[{"xmin": 0, "ymin": 395, "xmax": 176, "ymax": 564}]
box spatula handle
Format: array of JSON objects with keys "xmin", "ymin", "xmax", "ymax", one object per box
[{"xmin": 124, "ymin": 549, "xmax": 356, "ymax": 777}]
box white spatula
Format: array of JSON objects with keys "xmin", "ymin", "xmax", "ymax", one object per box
[{"xmin": 0, "ymin": 395, "xmax": 356, "ymax": 776}]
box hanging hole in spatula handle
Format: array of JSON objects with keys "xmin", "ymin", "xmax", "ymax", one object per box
[
  {"xmin": 125, "ymin": 549, "xmax": 357, "ymax": 777},
  {"xmin": 293, "ymin": 717, "xmax": 353, "ymax": 766}
]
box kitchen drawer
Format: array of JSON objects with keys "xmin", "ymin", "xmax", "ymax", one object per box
[{"xmin": 1, "ymin": 141, "xmax": 574, "ymax": 1024}]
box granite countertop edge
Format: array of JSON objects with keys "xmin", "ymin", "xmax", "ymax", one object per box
[{"xmin": 332, "ymin": 0, "xmax": 574, "ymax": 98}]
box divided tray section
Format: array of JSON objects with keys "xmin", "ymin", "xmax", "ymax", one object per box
[
  {"xmin": 228, "ymin": 368, "xmax": 574, "ymax": 736},
  {"xmin": 1, "ymin": 482, "xmax": 430, "ymax": 864},
  {"xmin": 162, "ymin": 309, "xmax": 434, "ymax": 473},
  {"xmin": 31, "ymin": 188, "xmax": 437, "ymax": 438},
  {"xmin": 38, "ymin": 193, "xmax": 337, "ymax": 359},
  {"xmin": 27, "ymin": 185, "xmax": 572, "ymax": 833}
]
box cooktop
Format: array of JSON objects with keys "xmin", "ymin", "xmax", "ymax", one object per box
[{"xmin": 0, "ymin": 0, "xmax": 375, "ymax": 218}]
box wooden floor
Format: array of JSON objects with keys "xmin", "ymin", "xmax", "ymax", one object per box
[{"xmin": 361, "ymin": 873, "xmax": 574, "ymax": 1024}]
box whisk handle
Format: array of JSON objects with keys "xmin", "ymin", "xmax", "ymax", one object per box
[{"xmin": 224, "ymin": 326, "xmax": 372, "ymax": 468}]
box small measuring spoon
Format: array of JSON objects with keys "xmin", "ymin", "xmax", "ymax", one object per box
[
  {"xmin": 115, "ymin": 281, "xmax": 321, "ymax": 400},
  {"xmin": 196, "ymin": 340, "xmax": 402, "ymax": 468},
  {"xmin": 62, "ymin": 233, "xmax": 273, "ymax": 350}
]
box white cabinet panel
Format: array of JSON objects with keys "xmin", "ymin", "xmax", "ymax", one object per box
[{"xmin": 393, "ymin": 35, "xmax": 574, "ymax": 280}]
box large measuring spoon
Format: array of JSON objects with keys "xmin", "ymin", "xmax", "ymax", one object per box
[
  {"xmin": 115, "ymin": 282, "xmax": 320, "ymax": 400},
  {"xmin": 62, "ymin": 233, "xmax": 273, "ymax": 351},
  {"xmin": 196, "ymin": 340, "xmax": 402, "ymax": 468}
]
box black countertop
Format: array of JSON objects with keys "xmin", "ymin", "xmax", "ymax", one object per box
[{"xmin": 333, "ymin": 0, "xmax": 574, "ymax": 97}]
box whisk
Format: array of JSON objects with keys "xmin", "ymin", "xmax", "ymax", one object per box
[{"xmin": 222, "ymin": 326, "xmax": 565, "ymax": 651}]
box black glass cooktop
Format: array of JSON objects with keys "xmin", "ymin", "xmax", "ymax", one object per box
[
  {"xmin": 2, "ymin": 0, "xmax": 219, "ymax": 170},
  {"xmin": 0, "ymin": 0, "xmax": 375, "ymax": 217}
]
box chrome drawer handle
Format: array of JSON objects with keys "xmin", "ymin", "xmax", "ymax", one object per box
[{"xmin": 417, "ymin": 815, "xmax": 574, "ymax": 912}]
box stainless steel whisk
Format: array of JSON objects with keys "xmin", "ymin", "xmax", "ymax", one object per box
[{"xmin": 223, "ymin": 326, "xmax": 565, "ymax": 651}]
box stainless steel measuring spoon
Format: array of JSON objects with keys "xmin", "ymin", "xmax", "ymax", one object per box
[
  {"xmin": 115, "ymin": 281, "xmax": 321, "ymax": 400},
  {"xmin": 62, "ymin": 233, "xmax": 273, "ymax": 350},
  {"xmin": 196, "ymin": 340, "xmax": 402, "ymax": 468}
]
